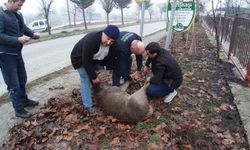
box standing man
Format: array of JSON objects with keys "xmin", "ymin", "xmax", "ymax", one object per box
[
  {"xmin": 112, "ymin": 31, "xmax": 145, "ymax": 86},
  {"xmin": 0, "ymin": 0, "xmax": 40, "ymax": 118},
  {"xmin": 71, "ymin": 25, "xmax": 120, "ymax": 112},
  {"xmin": 145, "ymin": 42, "xmax": 183, "ymax": 103}
]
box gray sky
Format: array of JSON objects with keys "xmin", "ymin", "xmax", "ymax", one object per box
[{"xmin": 0, "ymin": 0, "xmax": 248, "ymax": 20}]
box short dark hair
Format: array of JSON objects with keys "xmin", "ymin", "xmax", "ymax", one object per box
[
  {"xmin": 8, "ymin": 0, "xmax": 25, "ymax": 3},
  {"xmin": 145, "ymin": 42, "xmax": 161, "ymax": 54}
]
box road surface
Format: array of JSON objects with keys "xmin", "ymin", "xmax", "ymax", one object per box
[{"xmin": 0, "ymin": 21, "xmax": 166, "ymax": 96}]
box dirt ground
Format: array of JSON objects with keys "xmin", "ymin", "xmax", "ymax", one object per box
[{"xmin": 1, "ymin": 25, "xmax": 249, "ymax": 150}]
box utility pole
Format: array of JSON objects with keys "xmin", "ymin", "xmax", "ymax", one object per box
[
  {"xmin": 165, "ymin": 0, "xmax": 177, "ymax": 50},
  {"xmin": 139, "ymin": 1, "xmax": 146, "ymax": 39}
]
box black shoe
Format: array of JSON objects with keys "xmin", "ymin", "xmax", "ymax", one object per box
[
  {"xmin": 15, "ymin": 109, "xmax": 32, "ymax": 118},
  {"xmin": 23, "ymin": 99, "xmax": 39, "ymax": 107}
]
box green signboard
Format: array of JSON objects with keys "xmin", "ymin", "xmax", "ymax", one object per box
[{"xmin": 167, "ymin": 0, "xmax": 196, "ymax": 32}]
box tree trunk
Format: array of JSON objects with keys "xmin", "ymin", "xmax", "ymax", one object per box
[
  {"xmin": 107, "ymin": 13, "xmax": 109, "ymax": 25},
  {"xmin": 74, "ymin": 6, "xmax": 76, "ymax": 26},
  {"xmin": 45, "ymin": 13, "xmax": 51, "ymax": 35},
  {"xmin": 74, "ymin": 12, "xmax": 76, "ymax": 26},
  {"xmin": 66, "ymin": 0, "xmax": 71, "ymax": 25},
  {"xmin": 82, "ymin": 8, "xmax": 87, "ymax": 30},
  {"xmin": 121, "ymin": 8, "xmax": 124, "ymax": 25},
  {"xmin": 212, "ymin": 0, "xmax": 220, "ymax": 62}
]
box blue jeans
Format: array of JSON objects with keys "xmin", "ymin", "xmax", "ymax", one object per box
[
  {"xmin": 146, "ymin": 83, "xmax": 174, "ymax": 98},
  {"xmin": 112, "ymin": 56, "xmax": 132, "ymax": 86},
  {"xmin": 0, "ymin": 53, "xmax": 27, "ymax": 111},
  {"xmin": 77, "ymin": 67, "xmax": 92, "ymax": 110}
]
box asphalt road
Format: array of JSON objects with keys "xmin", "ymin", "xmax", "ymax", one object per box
[{"xmin": 0, "ymin": 21, "xmax": 166, "ymax": 96}]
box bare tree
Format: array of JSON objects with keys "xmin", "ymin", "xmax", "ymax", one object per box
[
  {"xmin": 158, "ymin": 2, "xmax": 166, "ymax": 20},
  {"xmin": 224, "ymin": 0, "xmax": 237, "ymax": 14},
  {"xmin": 71, "ymin": 0, "xmax": 95, "ymax": 30},
  {"xmin": 148, "ymin": 7, "xmax": 153, "ymax": 22},
  {"xmin": 86, "ymin": 6, "xmax": 94, "ymax": 23},
  {"xmin": 196, "ymin": 0, "xmax": 205, "ymax": 22},
  {"xmin": 66, "ymin": 0, "xmax": 71, "ymax": 25},
  {"xmin": 100, "ymin": 0, "xmax": 115, "ymax": 25},
  {"xmin": 114, "ymin": 0, "xmax": 132, "ymax": 25},
  {"xmin": 72, "ymin": 4, "xmax": 80, "ymax": 26},
  {"xmin": 212, "ymin": 0, "xmax": 220, "ymax": 62},
  {"xmin": 38, "ymin": 0, "xmax": 54, "ymax": 35}
]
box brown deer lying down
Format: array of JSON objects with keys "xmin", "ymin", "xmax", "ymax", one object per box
[{"xmin": 93, "ymin": 82, "xmax": 153, "ymax": 123}]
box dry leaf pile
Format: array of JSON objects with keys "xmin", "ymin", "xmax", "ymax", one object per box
[{"xmin": 1, "ymin": 25, "xmax": 249, "ymax": 150}]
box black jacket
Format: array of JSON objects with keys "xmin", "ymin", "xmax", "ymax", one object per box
[
  {"xmin": 145, "ymin": 47, "xmax": 183, "ymax": 89},
  {"xmin": 70, "ymin": 31, "xmax": 118, "ymax": 80}
]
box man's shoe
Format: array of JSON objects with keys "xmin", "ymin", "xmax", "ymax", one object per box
[
  {"xmin": 164, "ymin": 90, "xmax": 177, "ymax": 103},
  {"xmin": 15, "ymin": 109, "xmax": 32, "ymax": 118},
  {"xmin": 23, "ymin": 99, "xmax": 39, "ymax": 107}
]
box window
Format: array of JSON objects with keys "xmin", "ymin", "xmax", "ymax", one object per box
[
  {"xmin": 39, "ymin": 21, "xmax": 45, "ymax": 25},
  {"xmin": 32, "ymin": 22, "xmax": 38, "ymax": 27}
]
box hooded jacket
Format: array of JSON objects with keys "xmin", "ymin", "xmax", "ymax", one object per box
[
  {"xmin": 145, "ymin": 42, "xmax": 183, "ymax": 89},
  {"xmin": 70, "ymin": 31, "xmax": 118, "ymax": 80}
]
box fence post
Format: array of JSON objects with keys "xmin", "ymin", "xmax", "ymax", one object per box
[
  {"xmin": 245, "ymin": 63, "xmax": 250, "ymax": 87},
  {"xmin": 227, "ymin": 14, "xmax": 238, "ymax": 59}
]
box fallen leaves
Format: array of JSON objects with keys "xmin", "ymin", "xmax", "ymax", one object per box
[
  {"xmin": 1, "ymin": 25, "xmax": 248, "ymax": 150},
  {"xmin": 219, "ymin": 103, "xmax": 235, "ymax": 111}
]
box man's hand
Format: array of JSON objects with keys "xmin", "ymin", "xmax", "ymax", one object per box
[
  {"xmin": 92, "ymin": 77, "xmax": 110, "ymax": 84},
  {"xmin": 18, "ymin": 35, "xmax": 30, "ymax": 44},
  {"xmin": 132, "ymin": 71, "xmax": 142, "ymax": 80},
  {"xmin": 144, "ymin": 66, "xmax": 150, "ymax": 74},
  {"xmin": 33, "ymin": 32, "xmax": 40, "ymax": 40},
  {"xmin": 92, "ymin": 78, "xmax": 101, "ymax": 84}
]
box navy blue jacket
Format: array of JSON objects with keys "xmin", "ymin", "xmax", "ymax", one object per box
[
  {"xmin": 0, "ymin": 6, "xmax": 34, "ymax": 54},
  {"xmin": 116, "ymin": 31, "xmax": 143, "ymax": 71}
]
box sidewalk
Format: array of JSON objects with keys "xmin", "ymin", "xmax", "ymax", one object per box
[{"xmin": 0, "ymin": 30, "xmax": 166, "ymax": 144}]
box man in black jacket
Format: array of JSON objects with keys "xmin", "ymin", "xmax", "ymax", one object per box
[
  {"xmin": 70, "ymin": 25, "xmax": 120, "ymax": 112},
  {"xmin": 112, "ymin": 31, "xmax": 145, "ymax": 86},
  {"xmin": 145, "ymin": 42, "xmax": 183, "ymax": 103}
]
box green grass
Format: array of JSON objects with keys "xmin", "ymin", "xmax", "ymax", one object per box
[
  {"xmin": 148, "ymin": 134, "xmax": 161, "ymax": 142},
  {"xmin": 135, "ymin": 122, "xmax": 147, "ymax": 133}
]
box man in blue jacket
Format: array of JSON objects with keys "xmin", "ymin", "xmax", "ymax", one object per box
[
  {"xmin": 0, "ymin": 0, "xmax": 40, "ymax": 118},
  {"xmin": 71, "ymin": 25, "xmax": 120, "ymax": 112},
  {"xmin": 112, "ymin": 31, "xmax": 145, "ymax": 86}
]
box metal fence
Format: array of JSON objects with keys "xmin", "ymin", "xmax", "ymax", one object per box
[{"xmin": 204, "ymin": 13, "xmax": 250, "ymax": 84}]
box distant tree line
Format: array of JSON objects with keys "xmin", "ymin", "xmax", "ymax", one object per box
[{"xmin": 37, "ymin": 0, "xmax": 170, "ymax": 34}]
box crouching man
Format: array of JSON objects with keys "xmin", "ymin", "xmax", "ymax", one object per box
[
  {"xmin": 70, "ymin": 25, "xmax": 120, "ymax": 112},
  {"xmin": 145, "ymin": 42, "xmax": 183, "ymax": 103}
]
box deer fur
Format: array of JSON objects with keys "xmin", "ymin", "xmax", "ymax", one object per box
[{"xmin": 93, "ymin": 83, "xmax": 151, "ymax": 123}]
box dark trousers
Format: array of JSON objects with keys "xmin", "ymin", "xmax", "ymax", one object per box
[
  {"xmin": 112, "ymin": 56, "xmax": 132, "ymax": 86},
  {"xmin": 146, "ymin": 83, "xmax": 174, "ymax": 98},
  {"xmin": 0, "ymin": 53, "xmax": 28, "ymax": 111}
]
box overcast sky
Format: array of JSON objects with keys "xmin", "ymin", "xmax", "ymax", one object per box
[{"xmin": 0, "ymin": 0, "xmax": 248, "ymax": 17}]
